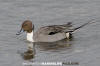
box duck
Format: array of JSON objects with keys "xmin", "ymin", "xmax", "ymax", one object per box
[{"xmin": 16, "ymin": 19, "xmax": 95, "ymax": 42}]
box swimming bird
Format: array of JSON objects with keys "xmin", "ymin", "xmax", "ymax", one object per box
[{"xmin": 16, "ymin": 19, "xmax": 95, "ymax": 42}]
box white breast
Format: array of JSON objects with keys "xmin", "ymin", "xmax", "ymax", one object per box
[
  {"xmin": 66, "ymin": 32, "xmax": 70, "ymax": 39},
  {"xmin": 27, "ymin": 31, "xmax": 34, "ymax": 42}
]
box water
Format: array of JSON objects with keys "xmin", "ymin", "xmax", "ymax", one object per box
[{"xmin": 0, "ymin": 0, "xmax": 100, "ymax": 66}]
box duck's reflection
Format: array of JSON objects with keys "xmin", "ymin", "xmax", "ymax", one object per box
[
  {"xmin": 23, "ymin": 49, "xmax": 34, "ymax": 60},
  {"xmin": 18, "ymin": 43, "xmax": 36, "ymax": 60},
  {"xmin": 18, "ymin": 38, "xmax": 73, "ymax": 60},
  {"xmin": 34, "ymin": 39, "xmax": 73, "ymax": 51}
]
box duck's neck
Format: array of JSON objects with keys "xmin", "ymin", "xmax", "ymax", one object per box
[{"xmin": 27, "ymin": 30, "xmax": 34, "ymax": 42}]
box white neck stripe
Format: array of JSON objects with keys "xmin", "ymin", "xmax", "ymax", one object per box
[{"xmin": 27, "ymin": 31, "xmax": 34, "ymax": 42}]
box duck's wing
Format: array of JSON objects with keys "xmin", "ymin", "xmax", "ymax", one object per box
[
  {"xmin": 33, "ymin": 22, "xmax": 73, "ymax": 42},
  {"xmin": 37, "ymin": 22, "xmax": 72, "ymax": 35},
  {"xmin": 34, "ymin": 23, "xmax": 72, "ymax": 42}
]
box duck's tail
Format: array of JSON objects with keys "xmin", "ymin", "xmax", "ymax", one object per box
[{"xmin": 65, "ymin": 19, "xmax": 95, "ymax": 33}]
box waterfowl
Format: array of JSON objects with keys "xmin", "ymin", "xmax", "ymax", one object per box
[{"xmin": 16, "ymin": 19, "xmax": 95, "ymax": 42}]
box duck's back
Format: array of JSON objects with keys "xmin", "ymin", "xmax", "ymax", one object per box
[{"xmin": 34, "ymin": 23, "xmax": 72, "ymax": 42}]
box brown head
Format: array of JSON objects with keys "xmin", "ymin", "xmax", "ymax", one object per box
[
  {"xmin": 22, "ymin": 20, "xmax": 34, "ymax": 33},
  {"xmin": 16, "ymin": 20, "xmax": 34, "ymax": 35}
]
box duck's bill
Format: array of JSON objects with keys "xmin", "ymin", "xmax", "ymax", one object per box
[{"xmin": 16, "ymin": 28, "xmax": 24, "ymax": 35}]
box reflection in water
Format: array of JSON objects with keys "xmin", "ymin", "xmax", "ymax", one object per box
[
  {"xmin": 34, "ymin": 38, "xmax": 73, "ymax": 51},
  {"xmin": 23, "ymin": 49, "xmax": 34, "ymax": 60},
  {"xmin": 18, "ymin": 38, "xmax": 73, "ymax": 60},
  {"xmin": 24, "ymin": 43, "xmax": 36, "ymax": 60},
  {"xmin": 18, "ymin": 43, "xmax": 36, "ymax": 60}
]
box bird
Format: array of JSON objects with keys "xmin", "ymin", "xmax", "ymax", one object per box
[{"xmin": 16, "ymin": 19, "xmax": 95, "ymax": 42}]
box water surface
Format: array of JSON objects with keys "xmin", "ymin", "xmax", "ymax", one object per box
[{"xmin": 0, "ymin": 0, "xmax": 100, "ymax": 66}]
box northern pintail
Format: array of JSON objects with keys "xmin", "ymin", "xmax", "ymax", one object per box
[{"xmin": 16, "ymin": 19, "xmax": 95, "ymax": 42}]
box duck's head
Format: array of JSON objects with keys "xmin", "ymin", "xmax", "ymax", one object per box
[
  {"xmin": 16, "ymin": 20, "xmax": 34, "ymax": 35},
  {"xmin": 22, "ymin": 20, "xmax": 34, "ymax": 33}
]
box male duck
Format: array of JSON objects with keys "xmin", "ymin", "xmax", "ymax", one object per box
[{"xmin": 16, "ymin": 19, "xmax": 94, "ymax": 42}]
